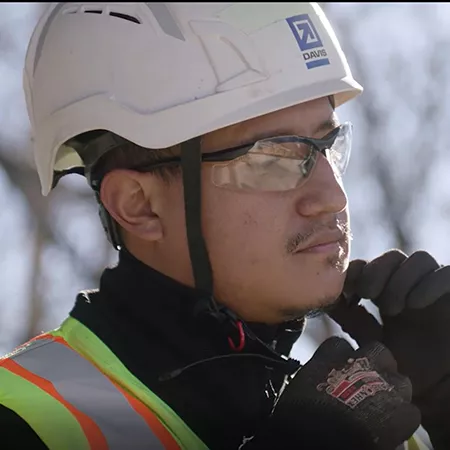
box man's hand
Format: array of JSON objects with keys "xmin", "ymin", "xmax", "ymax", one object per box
[
  {"xmin": 328, "ymin": 250, "xmax": 450, "ymax": 448},
  {"xmin": 244, "ymin": 337, "xmax": 421, "ymax": 450}
]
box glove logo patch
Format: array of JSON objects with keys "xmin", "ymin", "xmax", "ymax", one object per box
[{"xmin": 317, "ymin": 357, "xmax": 393, "ymax": 408}]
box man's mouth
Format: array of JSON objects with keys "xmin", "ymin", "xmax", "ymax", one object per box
[{"xmin": 294, "ymin": 230, "xmax": 345, "ymax": 254}]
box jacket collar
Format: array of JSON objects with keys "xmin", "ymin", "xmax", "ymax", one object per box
[
  {"xmin": 94, "ymin": 249, "xmax": 305, "ymax": 360},
  {"xmin": 69, "ymin": 249, "xmax": 304, "ymax": 449}
]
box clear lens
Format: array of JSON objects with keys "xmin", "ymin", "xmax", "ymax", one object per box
[
  {"xmin": 325, "ymin": 122, "xmax": 353, "ymax": 176},
  {"xmin": 211, "ymin": 122, "xmax": 352, "ymax": 192},
  {"xmin": 253, "ymin": 137, "xmax": 312, "ymax": 159},
  {"xmin": 211, "ymin": 152, "xmax": 318, "ymax": 191}
]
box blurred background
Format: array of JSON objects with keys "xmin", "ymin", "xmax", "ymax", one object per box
[{"xmin": 1, "ymin": 2, "xmax": 450, "ymax": 370}]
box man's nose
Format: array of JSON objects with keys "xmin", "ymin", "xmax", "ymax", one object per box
[{"xmin": 295, "ymin": 154, "xmax": 348, "ymax": 218}]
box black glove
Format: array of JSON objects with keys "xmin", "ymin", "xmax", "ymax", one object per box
[
  {"xmin": 328, "ymin": 250, "xmax": 450, "ymax": 449},
  {"xmin": 243, "ymin": 337, "xmax": 421, "ymax": 450}
]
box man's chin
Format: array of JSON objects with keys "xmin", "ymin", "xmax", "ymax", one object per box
[
  {"xmin": 280, "ymin": 294, "xmax": 341, "ymax": 322},
  {"xmin": 306, "ymin": 294, "xmax": 343, "ymax": 319}
]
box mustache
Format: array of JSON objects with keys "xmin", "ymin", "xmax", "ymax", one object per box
[{"xmin": 285, "ymin": 219, "xmax": 352, "ymax": 255}]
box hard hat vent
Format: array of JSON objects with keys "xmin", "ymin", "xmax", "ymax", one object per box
[
  {"xmin": 108, "ymin": 12, "xmax": 140, "ymax": 24},
  {"xmin": 62, "ymin": 5, "xmax": 141, "ymax": 25}
]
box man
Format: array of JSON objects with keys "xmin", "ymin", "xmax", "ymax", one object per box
[{"xmin": 1, "ymin": 2, "xmax": 450, "ymax": 449}]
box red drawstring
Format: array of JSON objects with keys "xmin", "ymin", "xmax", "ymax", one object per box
[{"xmin": 228, "ymin": 321, "xmax": 245, "ymax": 352}]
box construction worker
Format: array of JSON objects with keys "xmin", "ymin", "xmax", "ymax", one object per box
[{"xmin": 1, "ymin": 2, "xmax": 449, "ymax": 449}]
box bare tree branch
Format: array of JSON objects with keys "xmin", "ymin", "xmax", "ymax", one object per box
[{"xmin": 23, "ymin": 222, "xmax": 45, "ymax": 341}]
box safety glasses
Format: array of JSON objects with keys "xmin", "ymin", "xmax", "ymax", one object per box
[{"xmin": 128, "ymin": 122, "xmax": 353, "ymax": 193}]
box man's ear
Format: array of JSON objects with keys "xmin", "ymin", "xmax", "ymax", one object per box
[{"xmin": 100, "ymin": 170, "xmax": 163, "ymax": 242}]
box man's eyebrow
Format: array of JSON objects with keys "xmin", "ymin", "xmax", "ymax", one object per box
[{"xmin": 312, "ymin": 116, "xmax": 340, "ymax": 137}]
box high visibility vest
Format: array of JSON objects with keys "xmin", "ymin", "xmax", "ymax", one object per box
[
  {"xmin": 0, "ymin": 316, "xmax": 207, "ymax": 450},
  {"xmin": 0, "ymin": 316, "xmax": 431, "ymax": 450}
]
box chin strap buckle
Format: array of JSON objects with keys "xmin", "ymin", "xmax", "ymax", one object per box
[{"xmin": 193, "ymin": 296, "xmax": 247, "ymax": 352}]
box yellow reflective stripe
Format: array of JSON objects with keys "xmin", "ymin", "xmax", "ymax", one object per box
[
  {"xmin": 408, "ymin": 434, "xmax": 431, "ymax": 450},
  {"xmin": 52, "ymin": 316, "xmax": 209, "ymax": 450},
  {"xmin": 407, "ymin": 438, "xmax": 420, "ymax": 450},
  {"xmin": 0, "ymin": 366, "xmax": 90, "ymax": 450}
]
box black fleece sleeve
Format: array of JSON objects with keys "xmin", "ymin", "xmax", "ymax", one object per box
[{"xmin": 0, "ymin": 404, "xmax": 48, "ymax": 449}]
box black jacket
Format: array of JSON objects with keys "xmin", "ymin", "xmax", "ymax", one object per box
[
  {"xmin": 0, "ymin": 250, "xmax": 407, "ymax": 449},
  {"xmin": 1, "ymin": 250, "xmax": 309, "ymax": 449}
]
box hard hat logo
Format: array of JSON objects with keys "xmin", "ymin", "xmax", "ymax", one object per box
[{"xmin": 287, "ymin": 14, "xmax": 330, "ymax": 70}]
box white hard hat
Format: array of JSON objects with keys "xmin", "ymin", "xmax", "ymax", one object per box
[{"xmin": 24, "ymin": 2, "xmax": 363, "ymax": 196}]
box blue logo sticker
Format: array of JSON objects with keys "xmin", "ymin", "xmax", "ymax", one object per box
[{"xmin": 286, "ymin": 14, "xmax": 330, "ymax": 70}]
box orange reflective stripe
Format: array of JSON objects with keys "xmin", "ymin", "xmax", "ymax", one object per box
[
  {"xmin": 114, "ymin": 382, "xmax": 181, "ymax": 450},
  {"xmin": 2, "ymin": 359, "xmax": 108, "ymax": 450},
  {"xmin": 31, "ymin": 333, "xmax": 54, "ymax": 343}
]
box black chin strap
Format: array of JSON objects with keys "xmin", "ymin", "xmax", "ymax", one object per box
[
  {"xmin": 180, "ymin": 137, "xmax": 213, "ymax": 295},
  {"xmin": 180, "ymin": 138, "xmax": 243, "ymax": 333},
  {"xmin": 85, "ymin": 135, "xmax": 245, "ymax": 346}
]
